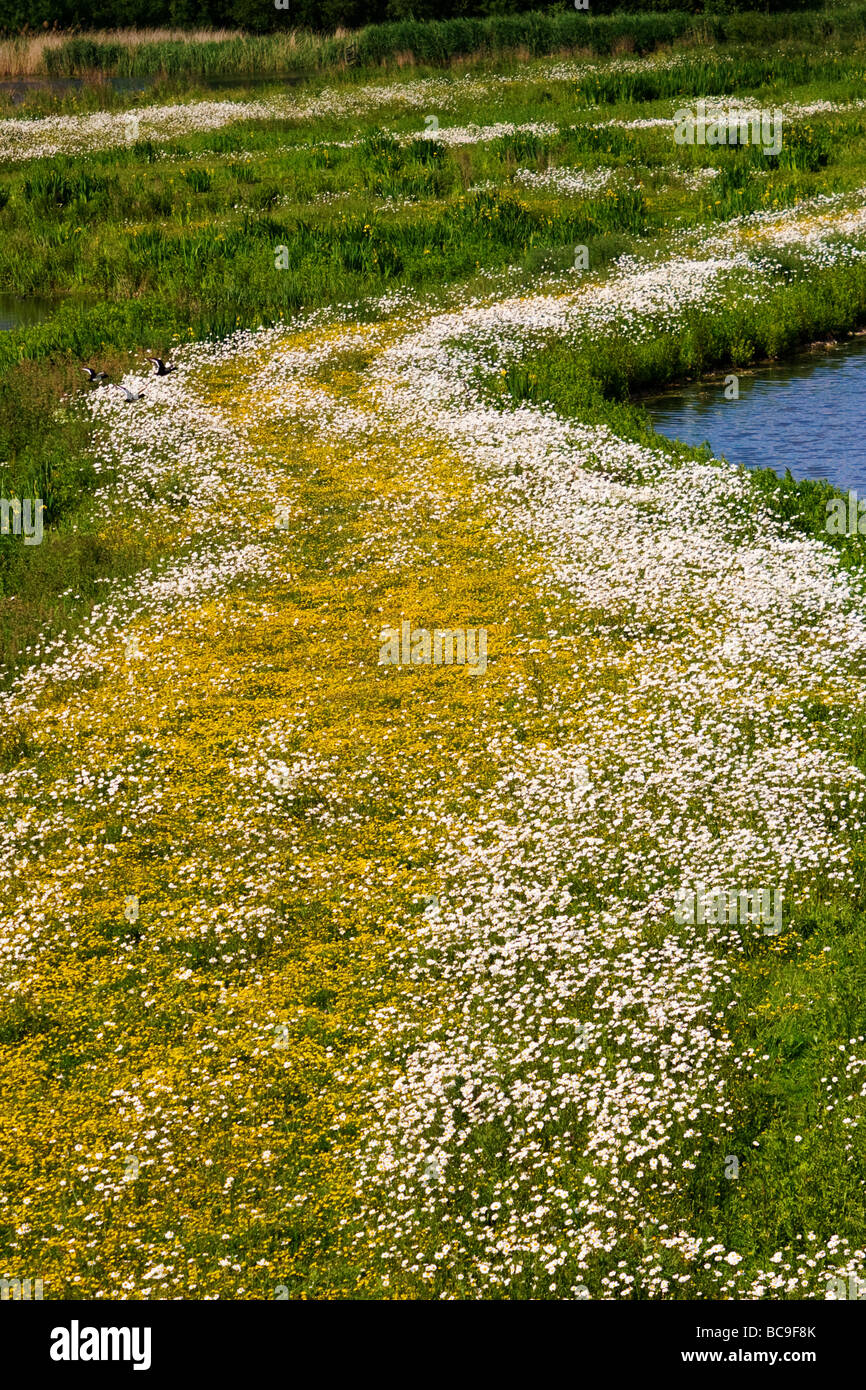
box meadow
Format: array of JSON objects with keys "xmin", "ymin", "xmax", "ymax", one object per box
[{"xmin": 1, "ymin": 14, "xmax": 866, "ymax": 1301}]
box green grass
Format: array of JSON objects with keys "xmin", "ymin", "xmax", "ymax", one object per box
[
  {"xmin": 2, "ymin": 17, "xmax": 866, "ymax": 1302},
  {"xmin": 1, "ymin": 32, "xmax": 865, "ymax": 701},
  {"xmin": 25, "ymin": 7, "xmax": 866, "ymax": 81},
  {"xmin": 0, "ymin": 84, "xmax": 651, "ymax": 669}
]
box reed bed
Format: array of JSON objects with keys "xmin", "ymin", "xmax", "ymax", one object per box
[{"xmin": 0, "ymin": 8, "xmax": 863, "ymax": 80}]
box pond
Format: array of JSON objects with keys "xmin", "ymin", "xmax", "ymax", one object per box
[
  {"xmin": 0, "ymin": 293, "xmax": 57, "ymax": 331},
  {"xmin": 0, "ymin": 76, "xmax": 150, "ymax": 103},
  {"xmin": 642, "ymin": 333, "xmax": 866, "ymax": 493},
  {"xmin": 0, "ymin": 72, "xmax": 308, "ymax": 104}
]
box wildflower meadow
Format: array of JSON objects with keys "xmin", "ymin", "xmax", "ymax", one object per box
[{"xmin": 1, "ymin": 0, "xmax": 866, "ymax": 1360}]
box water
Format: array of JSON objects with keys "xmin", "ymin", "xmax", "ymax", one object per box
[
  {"xmin": 0, "ymin": 72, "xmax": 306, "ymax": 105},
  {"xmin": 0, "ymin": 76, "xmax": 150, "ymax": 103},
  {"xmin": 642, "ymin": 334, "xmax": 866, "ymax": 492},
  {"xmin": 0, "ymin": 294, "xmax": 56, "ymax": 332}
]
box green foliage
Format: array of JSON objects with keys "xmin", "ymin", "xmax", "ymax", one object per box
[
  {"xmin": 778, "ymin": 122, "xmax": 834, "ymax": 172},
  {"xmin": 182, "ymin": 167, "xmax": 214, "ymax": 193},
  {"xmin": 23, "ymin": 166, "xmax": 111, "ymax": 208},
  {"xmin": 0, "ymin": 22, "xmax": 865, "ymax": 1296},
  {"xmin": 0, "ymin": 26, "xmax": 864, "ymax": 695},
  {"xmin": 13, "ymin": 6, "xmax": 865, "ymax": 77}
]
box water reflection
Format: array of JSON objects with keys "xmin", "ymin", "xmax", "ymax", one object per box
[
  {"xmin": 0, "ymin": 72, "xmax": 306, "ymax": 104},
  {"xmin": 0, "ymin": 76, "xmax": 149, "ymax": 103},
  {"xmin": 642, "ymin": 334, "xmax": 866, "ymax": 492},
  {"xmin": 0, "ymin": 293, "xmax": 56, "ymax": 331}
]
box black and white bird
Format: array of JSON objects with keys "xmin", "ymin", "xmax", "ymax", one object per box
[
  {"xmin": 148, "ymin": 357, "xmax": 176, "ymax": 376},
  {"xmin": 81, "ymin": 366, "xmax": 108, "ymax": 382},
  {"xmin": 116, "ymin": 385, "xmax": 145, "ymax": 402}
]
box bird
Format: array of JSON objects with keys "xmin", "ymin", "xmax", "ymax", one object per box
[
  {"xmin": 148, "ymin": 357, "xmax": 176, "ymax": 376},
  {"xmin": 116, "ymin": 385, "xmax": 145, "ymax": 402},
  {"xmin": 81, "ymin": 366, "xmax": 108, "ymax": 382}
]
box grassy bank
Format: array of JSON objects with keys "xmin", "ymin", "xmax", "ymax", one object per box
[{"xmin": 0, "ymin": 7, "xmax": 864, "ymax": 80}]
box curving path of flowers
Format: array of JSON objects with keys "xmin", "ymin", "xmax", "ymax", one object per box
[
  {"xmin": 1, "ymin": 68, "xmax": 863, "ymax": 164},
  {"xmin": 1, "ymin": 195, "xmax": 866, "ymax": 1298}
]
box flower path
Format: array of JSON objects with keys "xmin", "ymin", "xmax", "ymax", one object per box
[{"xmin": 2, "ymin": 200, "xmax": 866, "ymax": 1298}]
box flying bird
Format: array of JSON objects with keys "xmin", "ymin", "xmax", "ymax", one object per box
[
  {"xmin": 116, "ymin": 385, "xmax": 145, "ymax": 402},
  {"xmin": 81, "ymin": 366, "xmax": 108, "ymax": 382},
  {"xmin": 148, "ymin": 357, "xmax": 176, "ymax": 376}
]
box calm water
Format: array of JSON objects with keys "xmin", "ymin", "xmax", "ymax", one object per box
[
  {"xmin": 643, "ymin": 335, "xmax": 866, "ymax": 492},
  {"xmin": 0, "ymin": 76, "xmax": 150, "ymax": 103},
  {"xmin": 0, "ymin": 73, "xmax": 306, "ymax": 104},
  {"xmin": 0, "ymin": 294, "xmax": 57, "ymax": 331}
]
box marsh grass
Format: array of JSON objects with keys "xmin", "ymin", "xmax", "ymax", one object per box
[
  {"xmin": 0, "ymin": 7, "xmax": 862, "ymax": 82},
  {"xmin": 0, "ymin": 30, "xmax": 242, "ymax": 78}
]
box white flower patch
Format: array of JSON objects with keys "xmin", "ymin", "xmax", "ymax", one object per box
[
  {"xmin": 0, "ymin": 97, "xmax": 276, "ymax": 164},
  {"xmin": 673, "ymin": 166, "xmax": 721, "ymax": 191},
  {"xmin": 289, "ymin": 192, "xmax": 866, "ymax": 1297},
  {"xmin": 606, "ymin": 95, "xmax": 866, "ymax": 134},
  {"xmin": 5, "ymin": 69, "xmax": 861, "ymax": 165},
  {"xmin": 513, "ymin": 166, "xmax": 615, "ymax": 197}
]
